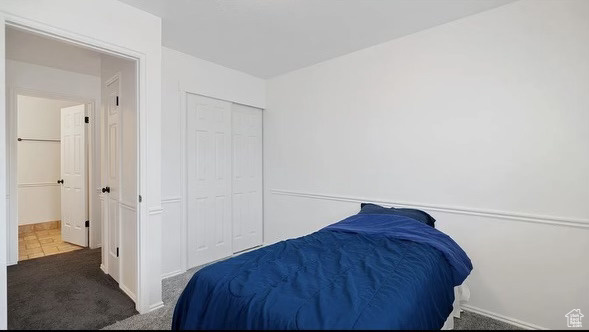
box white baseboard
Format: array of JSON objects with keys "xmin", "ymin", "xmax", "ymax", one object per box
[
  {"xmin": 182, "ymin": 244, "xmax": 268, "ymax": 275},
  {"xmin": 161, "ymin": 269, "xmax": 185, "ymax": 280},
  {"xmin": 100, "ymin": 264, "xmax": 108, "ymax": 274},
  {"xmin": 233, "ymin": 244, "xmax": 265, "ymax": 256},
  {"xmin": 462, "ymin": 304, "xmax": 546, "ymax": 330},
  {"xmin": 148, "ymin": 301, "xmax": 165, "ymax": 312},
  {"xmin": 119, "ymin": 284, "xmax": 137, "ymax": 303}
]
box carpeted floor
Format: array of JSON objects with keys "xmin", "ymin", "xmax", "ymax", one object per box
[
  {"xmin": 8, "ymin": 248, "xmax": 137, "ymax": 330},
  {"xmin": 103, "ymin": 267, "xmax": 522, "ymax": 330},
  {"xmin": 454, "ymin": 311, "xmax": 523, "ymax": 330},
  {"xmin": 102, "ymin": 267, "xmax": 200, "ymax": 330}
]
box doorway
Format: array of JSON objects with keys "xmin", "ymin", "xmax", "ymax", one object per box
[
  {"xmin": 4, "ymin": 25, "xmax": 140, "ymax": 328},
  {"xmin": 15, "ymin": 95, "xmax": 89, "ymax": 261}
]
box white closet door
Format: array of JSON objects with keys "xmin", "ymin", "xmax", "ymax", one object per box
[
  {"xmin": 187, "ymin": 94, "xmax": 233, "ymax": 268},
  {"xmin": 231, "ymin": 104, "xmax": 263, "ymax": 253}
]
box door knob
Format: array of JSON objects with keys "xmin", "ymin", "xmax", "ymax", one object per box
[
  {"xmin": 101, "ymin": 186, "xmax": 110, "ymax": 193},
  {"xmin": 57, "ymin": 179, "xmax": 64, "ymax": 184}
]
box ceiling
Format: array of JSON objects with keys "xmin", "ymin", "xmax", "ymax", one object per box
[
  {"xmin": 6, "ymin": 27, "xmax": 102, "ymax": 76},
  {"xmin": 119, "ymin": 0, "xmax": 515, "ymax": 78}
]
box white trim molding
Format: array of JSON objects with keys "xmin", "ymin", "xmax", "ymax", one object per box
[
  {"xmin": 148, "ymin": 301, "xmax": 165, "ymax": 312},
  {"xmin": 161, "ymin": 196, "xmax": 182, "ymax": 204},
  {"xmin": 148, "ymin": 206, "xmax": 164, "ymax": 215},
  {"xmin": 119, "ymin": 201, "xmax": 137, "ymax": 212},
  {"xmin": 161, "ymin": 269, "xmax": 184, "ymax": 280},
  {"xmin": 17, "ymin": 182, "xmax": 60, "ymax": 188},
  {"xmin": 271, "ymin": 189, "xmax": 589, "ymax": 229},
  {"xmin": 119, "ymin": 284, "xmax": 137, "ymax": 303}
]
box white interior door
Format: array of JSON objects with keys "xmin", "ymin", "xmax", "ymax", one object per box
[
  {"xmin": 60, "ymin": 104, "xmax": 88, "ymax": 247},
  {"xmin": 104, "ymin": 76, "xmax": 121, "ymax": 282},
  {"xmin": 231, "ymin": 104, "xmax": 263, "ymax": 253},
  {"xmin": 187, "ymin": 94, "xmax": 232, "ymax": 268}
]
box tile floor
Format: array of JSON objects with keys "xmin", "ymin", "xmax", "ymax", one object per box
[{"xmin": 18, "ymin": 222, "xmax": 83, "ymax": 261}]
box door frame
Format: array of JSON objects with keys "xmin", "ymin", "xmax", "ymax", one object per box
[
  {"xmin": 1, "ymin": 15, "xmax": 150, "ymax": 313},
  {"xmin": 7, "ymin": 87, "xmax": 97, "ymax": 265}
]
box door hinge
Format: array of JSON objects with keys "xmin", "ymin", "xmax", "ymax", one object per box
[
  {"xmin": 85, "ymin": 220, "xmax": 89, "ymax": 227},
  {"xmin": 138, "ymin": 195, "xmax": 142, "ymax": 203},
  {"xmin": 116, "ymin": 96, "xmax": 119, "ymax": 106},
  {"xmin": 116, "ymin": 247, "xmax": 119, "ymax": 257},
  {"xmin": 84, "ymin": 116, "xmax": 89, "ymax": 124}
]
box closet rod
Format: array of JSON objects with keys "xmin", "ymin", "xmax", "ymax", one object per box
[{"xmin": 17, "ymin": 138, "xmax": 61, "ymax": 142}]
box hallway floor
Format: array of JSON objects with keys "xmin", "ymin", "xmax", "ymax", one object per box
[
  {"xmin": 8, "ymin": 248, "xmax": 137, "ymax": 330},
  {"xmin": 19, "ymin": 221, "xmax": 83, "ymax": 261}
]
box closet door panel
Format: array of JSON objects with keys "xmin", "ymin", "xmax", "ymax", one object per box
[
  {"xmin": 187, "ymin": 94, "xmax": 232, "ymax": 268},
  {"xmin": 231, "ymin": 104, "xmax": 263, "ymax": 253}
]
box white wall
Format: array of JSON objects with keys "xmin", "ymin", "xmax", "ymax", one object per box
[
  {"xmin": 17, "ymin": 95, "xmax": 80, "ymax": 225},
  {"xmin": 0, "ymin": 0, "xmax": 163, "ymax": 319},
  {"xmin": 265, "ymin": 0, "xmax": 589, "ymax": 329},
  {"xmin": 100, "ymin": 54, "xmax": 138, "ymax": 301},
  {"xmin": 161, "ymin": 47, "xmax": 265, "ymax": 278},
  {"xmin": 6, "ymin": 60, "xmax": 101, "ymax": 104}
]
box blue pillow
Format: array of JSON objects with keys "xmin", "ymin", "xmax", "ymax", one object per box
[{"xmin": 359, "ymin": 203, "xmax": 436, "ymax": 227}]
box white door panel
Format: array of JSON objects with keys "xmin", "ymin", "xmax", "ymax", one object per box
[
  {"xmin": 104, "ymin": 76, "xmax": 121, "ymax": 282},
  {"xmin": 187, "ymin": 94, "xmax": 232, "ymax": 268},
  {"xmin": 231, "ymin": 104, "xmax": 263, "ymax": 253},
  {"xmin": 61, "ymin": 104, "xmax": 88, "ymax": 247}
]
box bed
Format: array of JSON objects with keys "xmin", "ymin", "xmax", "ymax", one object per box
[{"xmin": 172, "ymin": 210, "xmax": 472, "ymax": 330}]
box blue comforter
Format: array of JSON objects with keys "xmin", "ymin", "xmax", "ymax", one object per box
[{"xmin": 173, "ymin": 214, "xmax": 472, "ymax": 330}]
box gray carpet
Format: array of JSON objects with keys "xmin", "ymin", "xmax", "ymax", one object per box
[
  {"xmin": 454, "ymin": 311, "xmax": 523, "ymax": 330},
  {"xmin": 103, "ymin": 267, "xmax": 522, "ymax": 330},
  {"xmin": 8, "ymin": 248, "xmax": 137, "ymax": 330},
  {"xmin": 103, "ymin": 267, "xmax": 201, "ymax": 330}
]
